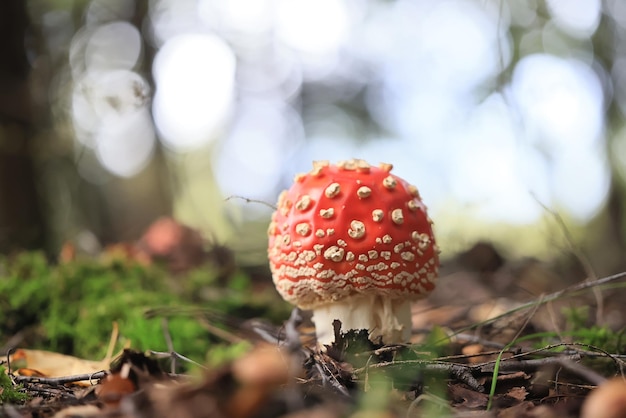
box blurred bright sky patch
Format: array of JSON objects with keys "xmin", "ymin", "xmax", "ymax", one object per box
[
  {"xmin": 68, "ymin": 0, "xmax": 611, "ymax": 227},
  {"xmin": 152, "ymin": 33, "xmax": 236, "ymax": 151}
]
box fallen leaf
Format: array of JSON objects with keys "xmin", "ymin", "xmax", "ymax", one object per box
[
  {"xmin": 96, "ymin": 364, "xmax": 136, "ymax": 409},
  {"xmin": 10, "ymin": 324, "xmax": 121, "ymax": 386},
  {"xmin": 10, "ymin": 349, "xmax": 109, "ymax": 385},
  {"xmin": 52, "ymin": 405, "xmax": 101, "ymax": 418},
  {"xmin": 449, "ymin": 384, "xmax": 489, "ymax": 409},
  {"xmin": 506, "ymin": 386, "xmax": 528, "ymax": 402}
]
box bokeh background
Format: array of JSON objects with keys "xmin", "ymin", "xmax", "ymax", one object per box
[{"xmin": 2, "ymin": 0, "xmax": 626, "ymax": 275}]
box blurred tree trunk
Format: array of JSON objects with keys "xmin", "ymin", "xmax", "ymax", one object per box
[
  {"xmin": 93, "ymin": 0, "xmax": 174, "ymax": 245},
  {"xmin": 590, "ymin": 11, "xmax": 626, "ymax": 274},
  {"xmin": 0, "ymin": 0, "xmax": 45, "ymax": 252},
  {"xmin": 30, "ymin": 0, "xmax": 174, "ymax": 252}
]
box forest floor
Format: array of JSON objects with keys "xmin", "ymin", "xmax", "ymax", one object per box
[{"xmin": 2, "ymin": 228, "xmax": 626, "ymax": 418}]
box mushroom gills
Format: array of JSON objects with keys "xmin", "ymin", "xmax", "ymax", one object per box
[{"xmin": 311, "ymin": 295, "xmax": 412, "ymax": 345}]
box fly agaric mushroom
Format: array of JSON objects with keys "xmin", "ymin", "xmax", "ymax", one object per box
[{"xmin": 267, "ymin": 159, "xmax": 439, "ymax": 345}]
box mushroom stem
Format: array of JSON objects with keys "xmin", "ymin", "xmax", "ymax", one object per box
[{"xmin": 311, "ymin": 295, "xmax": 413, "ymax": 345}]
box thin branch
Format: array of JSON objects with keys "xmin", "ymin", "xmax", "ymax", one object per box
[
  {"xmin": 447, "ymin": 270, "xmax": 626, "ymax": 342},
  {"xmin": 534, "ymin": 196, "xmax": 603, "ymax": 323},
  {"xmin": 12, "ymin": 371, "xmax": 107, "ymax": 386},
  {"xmin": 557, "ymin": 358, "xmax": 607, "ymax": 386},
  {"xmin": 149, "ymin": 351, "xmax": 207, "ymax": 370},
  {"xmin": 475, "ymin": 341, "xmax": 626, "ymax": 384},
  {"xmin": 284, "ymin": 308, "xmax": 303, "ymax": 353},
  {"xmin": 354, "ymin": 360, "xmax": 484, "ymax": 393},
  {"xmin": 478, "ymin": 354, "xmax": 582, "ymax": 373},
  {"xmin": 224, "ymin": 195, "xmax": 276, "ymax": 210},
  {"xmin": 313, "ymin": 360, "xmax": 351, "ymax": 398}
]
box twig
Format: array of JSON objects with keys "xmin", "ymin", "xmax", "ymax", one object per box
[
  {"xmin": 197, "ymin": 316, "xmax": 246, "ymax": 344},
  {"xmin": 243, "ymin": 318, "xmax": 284, "ymax": 344},
  {"xmin": 406, "ymin": 392, "xmax": 452, "ymax": 417},
  {"xmin": 354, "ymin": 360, "xmax": 484, "ymax": 393},
  {"xmin": 311, "ymin": 354, "xmax": 351, "ymax": 398},
  {"xmin": 449, "ymin": 270, "xmax": 626, "ymax": 341},
  {"xmin": 314, "ymin": 362, "xmax": 351, "ymax": 397},
  {"xmin": 557, "ymin": 357, "xmax": 607, "ymax": 386},
  {"xmin": 149, "ymin": 351, "xmax": 207, "ymax": 370},
  {"xmin": 477, "ymin": 342, "xmax": 626, "ymax": 373},
  {"xmin": 5, "ymin": 347, "xmax": 14, "ymax": 372},
  {"xmin": 224, "ymin": 195, "xmax": 276, "ymax": 210},
  {"xmin": 12, "ymin": 371, "xmax": 107, "ymax": 386},
  {"xmin": 447, "ymin": 364, "xmax": 485, "ymax": 393},
  {"xmin": 478, "ymin": 354, "xmax": 582, "ymax": 373},
  {"xmin": 284, "ymin": 308, "xmax": 303, "ymax": 353},
  {"xmin": 559, "ymin": 342, "xmax": 626, "ymax": 375},
  {"xmin": 478, "ymin": 353, "xmax": 607, "ymax": 386},
  {"xmin": 21, "ymin": 386, "xmax": 79, "ymax": 399},
  {"xmin": 476, "ymin": 340, "xmax": 625, "ymax": 386},
  {"xmin": 161, "ymin": 318, "xmax": 177, "ymax": 373},
  {"xmin": 436, "ymin": 348, "xmax": 518, "ymax": 363},
  {"xmin": 535, "ymin": 198, "xmax": 603, "ymax": 323},
  {"xmin": 103, "ymin": 322, "xmax": 119, "ymax": 363}
]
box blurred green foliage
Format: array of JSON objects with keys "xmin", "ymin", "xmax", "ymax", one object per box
[
  {"xmin": 516, "ymin": 305, "xmax": 626, "ymax": 357},
  {"xmin": 0, "ymin": 252, "xmax": 289, "ymax": 363},
  {"xmin": 561, "ymin": 306, "xmax": 625, "ymax": 354},
  {"xmin": 205, "ymin": 340, "xmax": 252, "ymax": 367}
]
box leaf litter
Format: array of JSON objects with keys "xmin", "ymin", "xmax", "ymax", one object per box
[{"xmin": 3, "ymin": 236, "xmax": 626, "ymax": 417}]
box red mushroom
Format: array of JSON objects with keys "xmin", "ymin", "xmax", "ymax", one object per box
[{"xmin": 267, "ymin": 159, "xmax": 439, "ymax": 345}]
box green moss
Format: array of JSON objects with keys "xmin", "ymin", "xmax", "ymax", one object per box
[
  {"xmin": 560, "ymin": 306, "xmax": 625, "ymax": 354},
  {"xmin": 0, "ymin": 252, "xmax": 289, "ymax": 363},
  {"xmin": 0, "ymin": 367, "xmax": 29, "ymax": 404}
]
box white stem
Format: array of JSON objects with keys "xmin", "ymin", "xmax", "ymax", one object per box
[{"xmin": 311, "ymin": 295, "xmax": 413, "ymax": 345}]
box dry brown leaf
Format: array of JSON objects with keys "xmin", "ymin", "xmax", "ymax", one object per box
[
  {"xmin": 10, "ymin": 349, "xmax": 109, "ymax": 385},
  {"xmin": 96, "ymin": 364, "xmax": 137, "ymax": 409},
  {"xmin": 51, "ymin": 405, "xmax": 101, "ymax": 418},
  {"xmin": 449, "ymin": 384, "xmax": 489, "ymax": 409},
  {"xmin": 505, "ymin": 386, "xmax": 528, "ymax": 402},
  {"xmin": 10, "ymin": 323, "xmax": 121, "ymax": 385}
]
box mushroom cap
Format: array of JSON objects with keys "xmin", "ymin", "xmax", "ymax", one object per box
[{"xmin": 268, "ymin": 159, "xmax": 439, "ymax": 310}]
